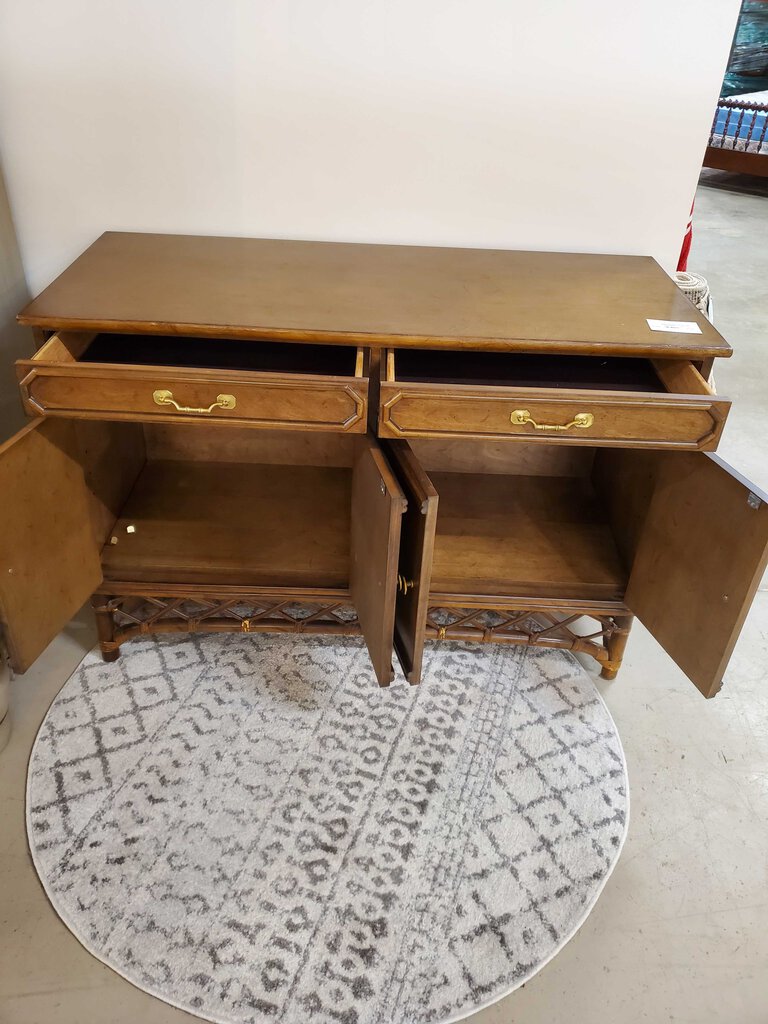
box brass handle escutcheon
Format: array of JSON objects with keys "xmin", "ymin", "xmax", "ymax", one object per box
[
  {"xmin": 510, "ymin": 409, "xmax": 594, "ymax": 432},
  {"xmin": 152, "ymin": 389, "xmax": 237, "ymax": 414}
]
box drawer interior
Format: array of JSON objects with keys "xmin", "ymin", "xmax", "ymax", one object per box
[
  {"xmin": 393, "ymin": 348, "xmax": 677, "ymax": 392},
  {"xmin": 79, "ymin": 333, "xmax": 361, "ymax": 377}
]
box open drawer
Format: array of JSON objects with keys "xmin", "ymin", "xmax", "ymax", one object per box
[
  {"xmin": 379, "ymin": 348, "xmax": 729, "ymax": 450},
  {"xmin": 384, "ymin": 438, "xmax": 768, "ymax": 698},
  {"xmin": 17, "ymin": 332, "xmax": 369, "ymax": 432}
]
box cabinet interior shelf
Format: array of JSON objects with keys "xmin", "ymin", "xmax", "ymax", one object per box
[
  {"xmin": 102, "ymin": 461, "xmax": 352, "ymax": 587},
  {"xmin": 430, "ymin": 471, "xmax": 626, "ymax": 599},
  {"xmin": 101, "ymin": 457, "xmax": 627, "ymax": 601}
]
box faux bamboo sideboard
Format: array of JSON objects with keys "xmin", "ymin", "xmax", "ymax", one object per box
[{"xmin": 3, "ymin": 232, "xmax": 767, "ymax": 698}]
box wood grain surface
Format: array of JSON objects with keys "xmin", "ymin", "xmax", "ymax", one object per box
[
  {"xmin": 102, "ymin": 460, "xmax": 352, "ymax": 588},
  {"xmin": 384, "ymin": 439, "xmax": 439, "ymax": 683},
  {"xmin": 429, "ymin": 471, "xmax": 627, "ymax": 600},
  {"xmin": 0, "ymin": 419, "xmax": 102, "ymax": 671},
  {"xmin": 18, "ymin": 233, "xmax": 730, "ymax": 358},
  {"xmin": 349, "ymin": 438, "xmax": 406, "ymax": 686},
  {"xmin": 625, "ymin": 452, "xmax": 768, "ymax": 697}
]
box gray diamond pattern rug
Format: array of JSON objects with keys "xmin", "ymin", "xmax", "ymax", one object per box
[{"xmin": 27, "ymin": 633, "xmax": 628, "ymax": 1024}]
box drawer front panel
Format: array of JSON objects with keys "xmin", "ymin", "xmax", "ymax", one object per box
[
  {"xmin": 379, "ymin": 383, "xmax": 728, "ymax": 450},
  {"xmin": 19, "ymin": 365, "xmax": 368, "ymax": 432}
]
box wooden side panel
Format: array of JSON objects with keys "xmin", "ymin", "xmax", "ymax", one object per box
[
  {"xmin": 0, "ymin": 419, "xmax": 102, "ymax": 672},
  {"xmin": 625, "ymin": 452, "xmax": 768, "ymax": 698},
  {"xmin": 74, "ymin": 421, "xmax": 146, "ymax": 546},
  {"xmin": 31, "ymin": 331, "xmax": 95, "ymax": 363},
  {"xmin": 592, "ymin": 449, "xmax": 660, "ymax": 571},
  {"xmin": 651, "ymin": 359, "xmax": 715, "ymax": 396},
  {"xmin": 384, "ymin": 440, "xmax": 439, "ymax": 683},
  {"xmin": 350, "ymin": 438, "xmax": 406, "ymax": 686},
  {"xmin": 366, "ymin": 348, "xmax": 383, "ymax": 435},
  {"xmin": 704, "ymin": 145, "xmax": 768, "ymax": 177}
]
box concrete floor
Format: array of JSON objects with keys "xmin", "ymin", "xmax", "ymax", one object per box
[{"xmin": 2, "ymin": 185, "xmax": 767, "ymax": 1024}]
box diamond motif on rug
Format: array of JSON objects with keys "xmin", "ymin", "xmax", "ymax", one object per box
[{"xmin": 27, "ymin": 634, "xmax": 628, "ymax": 1024}]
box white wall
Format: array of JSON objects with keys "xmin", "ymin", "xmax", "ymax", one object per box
[
  {"xmin": 0, "ymin": 0, "xmax": 740, "ymax": 298},
  {"xmin": 0, "ymin": 166, "xmax": 31, "ymax": 439}
]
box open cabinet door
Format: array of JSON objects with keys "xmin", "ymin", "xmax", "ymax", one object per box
[
  {"xmin": 384, "ymin": 440, "xmax": 438, "ymax": 683},
  {"xmin": 625, "ymin": 452, "xmax": 768, "ymax": 698},
  {"xmin": 0, "ymin": 419, "xmax": 102, "ymax": 672},
  {"xmin": 350, "ymin": 437, "xmax": 407, "ymax": 686}
]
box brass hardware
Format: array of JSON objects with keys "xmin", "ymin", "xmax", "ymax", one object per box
[
  {"xmin": 152, "ymin": 389, "xmax": 237, "ymax": 414},
  {"xmin": 241, "ymin": 618, "xmax": 251, "ymax": 633},
  {"xmin": 437, "ymin": 625, "xmax": 447, "ymax": 640},
  {"xmin": 126, "ymin": 524, "xmax": 136, "ymax": 534},
  {"xmin": 397, "ymin": 574, "xmax": 415, "ymax": 595},
  {"xmin": 510, "ymin": 409, "xmax": 594, "ymax": 432}
]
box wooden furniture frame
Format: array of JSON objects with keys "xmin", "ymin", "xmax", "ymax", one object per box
[{"xmin": 3, "ymin": 233, "xmax": 768, "ymax": 701}]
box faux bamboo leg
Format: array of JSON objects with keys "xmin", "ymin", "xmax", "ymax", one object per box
[
  {"xmin": 600, "ymin": 615, "xmax": 634, "ymax": 680},
  {"xmin": 92, "ymin": 597, "xmax": 121, "ymax": 663}
]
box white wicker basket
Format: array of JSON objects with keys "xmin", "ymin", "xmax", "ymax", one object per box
[
  {"xmin": 675, "ymin": 271, "xmax": 711, "ymax": 317},
  {"xmin": 675, "ymin": 271, "xmax": 715, "ymax": 387}
]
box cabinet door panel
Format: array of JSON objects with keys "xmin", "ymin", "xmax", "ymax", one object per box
[
  {"xmin": 625, "ymin": 452, "xmax": 768, "ymax": 697},
  {"xmin": 350, "ymin": 437, "xmax": 406, "ymax": 686},
  {"xmin": 0, "ymin": 419, "xmax": 102, "ymax": 672},
  {"xmin": 384, "ymin": 440, "xmax": 439, "ymax": 683}
]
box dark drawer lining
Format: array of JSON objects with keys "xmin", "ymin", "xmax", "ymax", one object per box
[
  {"xmin": 394, "ymin": 348, "xmax": 665, "ymax": 392},
  {"xmin": 80, "ymin": 334, "xmax": 359, "ymax": 377}
]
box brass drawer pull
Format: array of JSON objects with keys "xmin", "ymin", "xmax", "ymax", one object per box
[
  {"xmin": 152, "ymin": 389, "xmax": 237, "ymax": 414},
  {"xmin": 397, "ymin": 574, "xmax": 415, "ymax": 595},
  {"xmin": 511, "ymin": 409, "xmax": 594, "ymax": 432}
]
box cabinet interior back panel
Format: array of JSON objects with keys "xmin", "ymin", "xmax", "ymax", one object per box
[{"xmin": 429, "ymin": 472, "xmax": 626, "ymax": 600}]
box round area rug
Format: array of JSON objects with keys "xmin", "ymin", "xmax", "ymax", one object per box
[{"xmin": 27, "ymin": 633, "xmax": 628, "ymax": 1024}]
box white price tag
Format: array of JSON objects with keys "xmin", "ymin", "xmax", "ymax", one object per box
[{"xmin": 646, "ymin": 318, "xmax": 702, "ymax": 334}]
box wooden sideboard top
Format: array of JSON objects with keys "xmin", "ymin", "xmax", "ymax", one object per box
[{"xmin": 18, "ymin": 232, "xmax": 731, "ymax": 358}]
